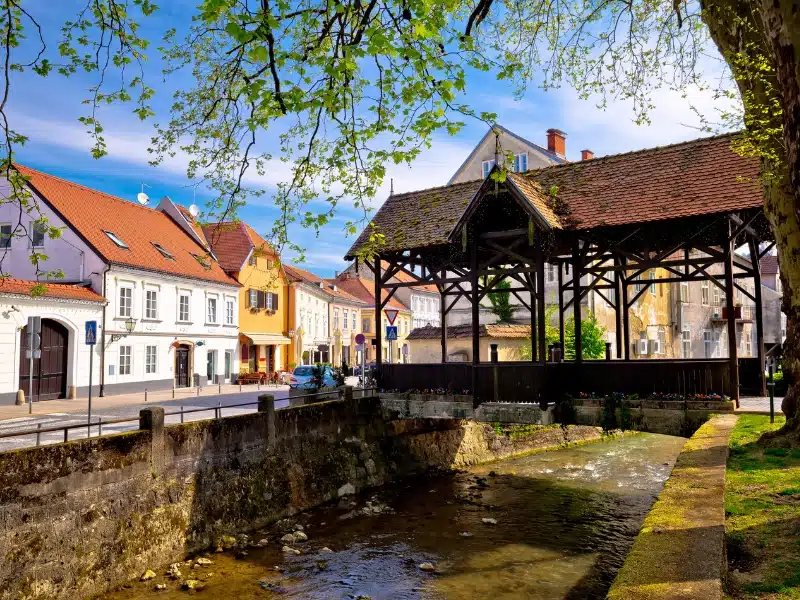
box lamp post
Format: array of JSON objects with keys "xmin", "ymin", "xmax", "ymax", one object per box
[{"xmin": 110, "ymin": 318, "xmax": 137, "ymax": 343}]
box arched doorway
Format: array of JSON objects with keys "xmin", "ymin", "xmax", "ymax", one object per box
[
  {"xmin": 19, "ymin": 319, "xmax": 69, "ymax": 401},
  {"xmin": 175, "ymin": 344, "xmax": 191, "ymax": 388}
]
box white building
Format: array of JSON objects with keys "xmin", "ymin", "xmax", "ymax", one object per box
[
  {"xmin": 0, "ymin": 280, "xmax": 105, "ymax": 405},
  {"xmin": 284, "ymin": 266, "xmax": 332, "ymax": 364},
  {"xmin": 0, "ymin": 165, "xmax": 241, "ymax": 398}
]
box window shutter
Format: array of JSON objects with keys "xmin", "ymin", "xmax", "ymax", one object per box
[
  {"xmin": 258, "ymin": 290, "xmax": 266, "ymax": 309},
  {"xmin": 246, "ymin": 289, "xmax": 252, "ymax": 308},
  {"xmin": 272, "ymin": 292, "xmax": 279, "ymax": 311}
]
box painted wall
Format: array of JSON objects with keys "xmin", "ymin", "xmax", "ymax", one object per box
[
  {"xmin": 408, "ymin": 336, "xmax": 527, "ymax": 363},
  {"xmin": 0, "ymin": 295, "xmax": 104, "ymax": 404},
  {"xmin": 290, "ymin": 283, "xmax": 331, "ymax": 365},
  {"xmin": 330, "ymin": 300, "xmax": 363, "ymax": 366},
  {"xmin": 236, "ymin": 253, "xmax": 287, "ymax": 338},
  {"xmin": 449, "ymin": 130, "xmax": 557, "ymax": 184}
]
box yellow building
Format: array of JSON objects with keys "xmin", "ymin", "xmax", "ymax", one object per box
[
  {"xmin": 628, "ymin": 268, "xmax": 676, "ymax": 358},
  {"xmin": 202, "ymin": 222, "xmax": 290, "ymax": 377}
]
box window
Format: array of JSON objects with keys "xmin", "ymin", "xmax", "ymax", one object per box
[
  {"xmin": 482, "ymin": 159, "xmax": 495, "ymax": 178},
  {"xmin": 247, "ymin": 289, "xmax": 258, "ymax": 308},
  {"xmin": 701, "ymin": 281, "xmax": 709, "ymax": 305},
  {"xmin": 745, "ymin": 330, "xmax": 752, "ymax": 356},
  {"xmin": 712, "ymin": 284, "xmax": 720, "ymax": 306},
  {"xmin": 178, "ymin": 293, "xmax": 190, "ymax": 322},
  {"xmin": 363, "ymin": 318, "xmax": 371, "ymax": 333},
  {"xmin": 119, "ymin": 286, "xmax": 132, "ymax": 317},
  {"xmin": 680, "ymin": 281, "xmax": 688, "ymax": 303},
  {"xmin": 144, "ymin": 289, "xmax": 158, "ymax": 319},
  {"xmin": 248, "ymin": 254, "xmax": 256, "ymax": 266},
  {"xmin": 207, "ymin": 297, "xmax": 217, "ymax": 323},
  {"xmin": 0, "ymin": 224, "xmax": 10, "ymax": 248},
  {"xmin": 104, "ymin": 230, "xmax": 129, "ymax": 249},
  {"xmin": 657, "ymin": 328, "xmax": 666, "ymax": 354},
  {"xmin": 152, "ymin": 242, "xmax": 175, "ymax": 260},
  {"xmin": 513, "ymin": 152, "xmax": 528, "ymax": 173},
  {"xmin": 548, "ymin": 263, "xmax": 555, "ymax": 282},
  {"xmin": 31, "ymin": 223, "xmax": 46, "ymax": 247},
  {"xmin": 119, "ymin": 345, "xmax": 131, "ymax": 375},
  {"xmin": 266, "ymin": 292, "xmax": 274, "ymax": 310},
  {"xmin": 351, "ymin": 311, "xmax": 356, "ymax": 329},
  {"xmin": 225, "ymin": 299, "xmax": 234, "ymax": 325},
  {"xmin": 192, "ymin": 253, "xmax": 210, "ymax": 269},
  {"xmin": 145, "ymin": 345, "xmax": 157, "ymax": 374},
  {"xmin": 342, "ymin": 309, "xmax": 348, "ymax": 329},
  {"xmin": 334, "ymin": 308, "xmax": 339, "ymax": 329},
  {"xmin": 639, "ymin": 333, "xmax": 648, "ymax": 355},
  {"xmin": 703, "ymin": 329, "xmax": 713, "ymax": 358},
  {"xmin": 649, "ymin": 271, "xmax": 657, "ymax": 295},
  {"xmin": 682, "ymin": 328, "xmax": 691, "ymax": 358}
]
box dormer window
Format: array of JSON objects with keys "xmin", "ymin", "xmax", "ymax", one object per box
[
  {"xmin": 104, "ymin": 230, "xmax": 129, "ymax": 249},
  {"xmin": 152, "ymin": 242, "xmax": 175, "ymax": 260},
  {"xmin": 482, "ymin": 160, "xmax": 495, "ymax": 178},
  {"xmin": 514, "ymin": 152, "xmax": 528, "ymax": 173}
]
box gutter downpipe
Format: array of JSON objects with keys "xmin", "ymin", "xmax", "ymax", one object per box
[{"xmin": 99, "ymin": 265, "xmax": 110, "ymax": 396}]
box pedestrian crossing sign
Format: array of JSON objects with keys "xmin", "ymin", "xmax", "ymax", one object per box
[
  {"xmin": 85, "ymin": 321, "xmax": 97, "ymax": 345},
  {"xmin": 386, "ymin": 326, "xmax": 398, "ymax": 340}
]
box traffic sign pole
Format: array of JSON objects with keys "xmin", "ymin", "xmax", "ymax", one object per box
[
  {"xmin": 28, "ymin": 330, "xmax": 33, "ymax": 414},
  {"xmin": 85, "ymin": 321, "xmax": 98, "ymax": 433},
  {"xmin": 27, "ymin": 316, "xmax": 41, "ymax": 415}
]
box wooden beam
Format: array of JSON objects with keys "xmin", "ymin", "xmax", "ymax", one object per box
[
  {"xmin": 621, "ymin": 256, "xmax": 630, "ymax": 359},
  {"xmin": 440, "ymin": 268, "xmax": 448, "ymax": 363},
  {"xmin": 749, "ymin": 237, "xmax": 767, "ymax": 396},
  {"xmin": 725, "ymin": 230, "xmax": 739, "ymax": 406},
  {"xmin": 374, "ymin": 260, "xmax": 383, "ymax": 368},
  {"xmin": 536, "ymin": 230, "xmax": 547, "ymax": 364},
  {"xmin": 470, "ymin": 235, "xmax": 480, "ymax": 407},
  {"xmin": 573, "ymin": 242, "xmax": 583, "ymax": 362},
  {"xmin": 558, "ymin": 262, "xmax": 565, "ymax": 352}
]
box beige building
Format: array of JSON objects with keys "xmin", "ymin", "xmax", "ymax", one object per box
[{"xmin": 406, "ymin": 323, "xmax": 530, "ymax": 363}]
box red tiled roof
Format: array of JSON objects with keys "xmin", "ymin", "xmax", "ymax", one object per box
[
  {"xmin": 346, "ymin": 133, "xmax": 762, "ymax": 257},
  {"xmin": 760, "ymin": 255, "xmax": 779, "ymax": 275},
  {"xmin": 283, "ymin": 264, "xmax": 368, "ymax": 305},
  {"xmin": 202, "ymin": 222, "xmax": 252, "ymax": 271},
  {"xmin": 17, "ymin": 165, "xmax": 239, "ymax": 287},
  {"xmin": 387, "ymin": 267, "xmax": 439, "ymax": 294},
  {"xmin": 0, "ymin": 279, "xmax": 106, "ymax": 303},
  {"xmin": 407, "ymin": 323, "xmax": 529, "ymax": 340},
  {"xmin": 333, "ymin": 275, "xmax": 410, "ymax": 311}
]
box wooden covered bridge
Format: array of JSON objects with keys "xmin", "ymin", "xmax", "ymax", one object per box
[{"xmin": 345, "ymin": 134, "xmax": 773, "ymax": 407}]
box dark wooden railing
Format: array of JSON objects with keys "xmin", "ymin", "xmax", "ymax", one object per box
[{"xmin": 378, "ymin": 358, "xmax": 732, "ymax": 403}]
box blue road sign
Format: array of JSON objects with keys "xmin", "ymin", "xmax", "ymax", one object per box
[
  {"xmin": 85, "ymin": 320, "xmax": 97, "ymax": 345},
  {"xmin": 386, "ymin": 326, "xmax": 398, "ymax": 341}
]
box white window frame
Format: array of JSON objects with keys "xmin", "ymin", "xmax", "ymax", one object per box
[
  {"xmin": 178, "ymin": 292, "xmax": 191, "ymax": 322},
  {"xmin": 351, "ymin": 311, "xmax": 356, "ymax": 329},
  {"xmin": 701, "ymin": 281, "xmax": 710, "ymax": 306},
  {"xmin": 657, "ymin": 328, "xmax": 666, "ymax": 355},
  {"xmin": 119, "ymin": 345, "xmax": 132, "ymax": 375},
  {"xmin": 248, "ymin": 288, "xmax": 258, "ymax": 308},
  {"xmin": 639, "ymin": 333, "xmax": 648, "ymax": 355},
  {"xmin": 118, "ymin": 285, "xmax": 133, "ymax": 318},
  {"xmin": 266, "ymin": 292, "xmax": 274, "ymax": 311},
  {"xmin": 681, "ymin": 327, "xmax": 691, "ymax": 358},
  {"xmin": 649, "ymin": 271, "xmax": 657, "ymax": 296},
  {"xmin": 334, "ymin": 308, "xmax": 339, "ymax": 330},
  {"xmin": 680, "ymin": 281, "xmax": 688, "ymax": 303},
  {"xmin": 482, "ymin": 159, "xmax": 495, "ymax": 179},
  {"xmin": 207, "ymin": 296, "xmax": 218, "ymax": 324},
  {"xmin": 145, "ymin": 345, "xmax": 157, "ymax": 375},
  {"xmin": 31, "ymin": 223, "xmax": 46, "ymax": 248},
  {"xmin": 0, "ymin": 223, "xmax": 11, "ymax": 249},
  {"xmin": 225, "ymin": 298, "xmax": 235, "ymax": 325},
  {"xmin": 514, "ymin": 152, "xmax": 528, "ymax": 173},
  {"xmin": 145, "ymin": 288, "xmax": 158, "ymax": 320},
  {"xmin": 703, "ymin": 329, "xmax": 713, "ymax": 358},
  {"xmin": 712, "ymin": 284, "xmax": 721, "ymax": 306},
  {"xmin": 342, "ymin": 309, "xmax": 348, "ymax": 329}
]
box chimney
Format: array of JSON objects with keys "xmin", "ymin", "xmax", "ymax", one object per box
[
  {"xmin": 581, "ymin": 149, "xmax": 594, "ymax": 161},
  {"xmin": 546, "ymin": 128, "xmax": 567, "ymax": 157},
  {"xmin": 332, "ymin": 284, "xmax": 338, "ymax": 292}
]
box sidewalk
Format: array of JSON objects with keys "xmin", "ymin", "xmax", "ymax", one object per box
[
  {"xmin": 0, "ymin": 382, "xmax": 287, "ymax": 421},
  {"xmin": 737, "ymin": 395, "xmax": 784, "ymax": 415}
]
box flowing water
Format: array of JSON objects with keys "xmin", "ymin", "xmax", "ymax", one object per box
[{"xmin": 102, "ymin": 433, "xmax": 685, "ymax": 600}]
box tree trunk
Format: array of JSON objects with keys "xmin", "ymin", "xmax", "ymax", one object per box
[{"xmin": 702, "ymin": 0, "xmax": 800, "ymax": 432}]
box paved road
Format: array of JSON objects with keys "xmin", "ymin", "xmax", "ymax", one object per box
[{"xmin": 0, "ymin": 389, "xmax": 296, "ymax": 452}]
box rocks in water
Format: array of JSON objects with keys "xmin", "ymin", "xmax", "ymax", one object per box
[
  {"xmin": 338, "ymin": 483, "xmax": 356, "ymax": 497},
  {"xmin": 194, "ymin": 557, "xmax": 213, "ymax": 566},
  {"xmin": 319, "ymin": 547, "xmax": 333, "ymax": 553},
  {"xmin": 153, "ymin": 583, "xmax": 167, "ymax": 591},
  {"xmin": 215, "ymin": 535, "xmax": 237, "ymax": 550},
  {"xmin": 259, "ymin": 580, "xmax": 288, "ymax": 594},
  {"xmin": 166, "ymin": 563, "xmax": 183, "ymax": 580},
  {"xmin": 418, "ymin": 562, "xmax": 436, "ymax": 572},
  {"xmin": 183, "ymin": 579, "xmax": 205, "ymax": 591},
  {"xmin": 235, "ymin": 550, "xmax": 249, "ymax": 559},
  {"xmin": 140, "ymin": 569, "xmax": 156, "ymax": 582},
  {"xmin": 488, "ymin": 471, "xmax": 497, "ymax": 477},
  {"xmin": 256, "ymin": 538, "xmax": 269, "ymax": 547},
  {"xmin": 280, "ymin": 531, "xmax": 308, "ymax": 544},
  {"xmin": 316, "ymin": 560, "xmax": 328, "ymax": 570},
  {"xmin": 459, "ymin": 532, "xmax": 473, "ymax": 537},
  {"xmin": 481, "ymin": 517, "xmax": 498, "ymax": 525},
  {"xmin": 282, "ymin": 545, "xmax": 301, "ymax": 555},
  {"xmin": 359, "ymin": 501, "xmax": 394, "ymax": 516}
]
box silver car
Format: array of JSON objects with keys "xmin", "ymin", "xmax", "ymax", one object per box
[{"xmin": 289, "ymin": 365, "xmax": 336, "ymax": 389}]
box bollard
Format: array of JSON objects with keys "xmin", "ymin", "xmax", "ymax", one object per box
[
  {"xmin": 98, "ymin": 418, "xmax": 102, "ymax": 437},
  {"xmin": 239, "ymin": 383, "xmax": 242, "ymax": 393},
  {"xmin": 257, "ymin": 380, "xmax": 260, "ymax": 391},
  {"xmin": 768, "ymin": 363, "xmax": 775, "ymax": 424},
  {"xmin": 64, "ymin": 428, "xmax": 68, "ymax": 443},
  {"xmin": 36, "ymin": 423, "xmax": 41, "ymax": 446},
  {"xmin": 605, "ymin": 342, "xmax": 612, "ymax": 361},
  {"xmin": 216, "ymin": 400, "xmax": 221, "ymax": 419},
  {"xmin": 180, "ymin": 405, "xmax": 184, "ymax": 423},
  {"xmin": 219, "ymin": 383, "xmax": 222, "ymax": 394},
  {"xmin": 197, "ymin": 385, "xmax": 200, "ymax": 397},
  {"xmin": 145, "ymin": 388, "xmax": 148, "ymax": 402},
  {"xmin": 172, "ymin": 387, "xmax": 175, "ymax": 399},
  {"xmin": 490, "ymin": 343, "xmax": 499, "ymax": 363}
]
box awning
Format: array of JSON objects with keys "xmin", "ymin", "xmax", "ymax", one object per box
[{"xmin": 242, "ymin": 332, "xmax": 291, "ymax": 345}]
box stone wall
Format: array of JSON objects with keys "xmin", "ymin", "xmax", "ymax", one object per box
[{"xmin": 0, "ymin": 396, "xmax": 602, "ymax": 600}]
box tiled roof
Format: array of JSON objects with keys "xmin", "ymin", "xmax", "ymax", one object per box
[
  {"xmin": 201, "ymin": 222, "xmax": 276, "ymax": 273},
  {"xmin": 760, "ymin": 255, "xmax": 779, "ymax": 275},
  {"xmin": 283, "ymin": 265, "xmax": 368, "ymax": 305},
  {"xmin": 407, "ymin": 323, "xmax": 530, "ymax": 340},
  {"xmin": 346, "ymin": 133, "xmax": 762, "ymax": 257},
  {"xmin": 0, "ymin": 279, "xmax": 106, "ymax": 303},
  {"xmin": 17, "ymin": 165, "xmax": 239, "ymax": 287},
  {"xmin": 506, "ymin": 172, "xmax": 562, "ymax": 228},
  {"xmin": 333, "ymin": 275, "xmax": 410, "ymax": 311},
  {"xmin": 388, "ymin": 267, "xmax": 439, "ymax": 294}
]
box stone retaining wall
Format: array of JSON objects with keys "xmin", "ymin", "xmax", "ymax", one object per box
[
  {"xmin": 607, "ymin": 413, "xmax": 737, "ymax": 600},
  {"xmin": 0, "ymin": 396, "xmax": 602, "ymax": 600}
]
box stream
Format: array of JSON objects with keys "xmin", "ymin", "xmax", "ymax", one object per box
[{"xmin": 101, "ymin": 432, "xmax": 686, "ymax": 600}]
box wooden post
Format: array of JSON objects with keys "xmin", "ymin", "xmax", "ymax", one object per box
[
  {"xmin": 557, "ymin": 261, "xmax": 565, "ymax": 353},
  {"xmin": 615, "ymin": 255, "xmax": 624, "ymax": 359},
  {"xmin": 530, "ymin": 271, "xmax": 537, "ymax": 362},
  {"xmin": 374, "ymin": 260, "xmax": 383, "ymax": 369},
  {"xmin": 621, "ymin": 256, "xmax": 630, "ymax": 360},
  {"xmin": 440, "ymin": 268, "xmax": 448, "ymax": 363},
  {"xmin": 536, "ymin": 230, "xmax": 547, "ymax": 364},
  {"xmin": 724, "ymin": 237, "xmax": 740, "ymax": 406},
  {"xmin": 470, "ymin": 234, "xmax": 480, "ymax": 407},
  {"xmin": 749, "ymin": 237, "xmax": 767, "ymax": 396},
  {"xmin": 572, "ymin": 242, "xmax": 583, "ymax": 362}
]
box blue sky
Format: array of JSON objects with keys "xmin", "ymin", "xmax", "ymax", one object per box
[{"xmin": 9, "ymin": 1, "xmax": 733, "ymax": 278}]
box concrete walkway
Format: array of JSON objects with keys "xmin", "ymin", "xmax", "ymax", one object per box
[
  {"xmin": 738, "ymin": 395, "xmax": 784, "ymax": 414},
  {"xmin": 608, "ymin": 413, "xmax": 737, "ymax": 600}
]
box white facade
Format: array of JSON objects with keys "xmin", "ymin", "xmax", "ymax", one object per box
[
  {"xmin": 410, "ymin": 291, "xmax": 441, "ymax": 329},
  {"xmin": 0, "ymin": 293, "xmax": 104, "ymax": 404},
  {"xmin": 294, "ymin": 283, "xmax": 332, "ymax": 364}
]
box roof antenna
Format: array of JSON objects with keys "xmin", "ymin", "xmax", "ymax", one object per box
[
  {"xmin": 137, "ymin": 183, "xmax": 151, "ymax": 205},
  {"xmin": 390, "ymin": 178, "xmax": 394, "ymax": 197}
]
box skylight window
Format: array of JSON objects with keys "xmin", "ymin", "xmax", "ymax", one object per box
[
  {"xmin": 104, "ymin": 230, "xmax": 129, "ymax": 249},
  {"xmin": 191, "ymin": 252, "xmax": 211, "ymax": 269},
  {"xmin": 152, "ymin": 242, "xmax": 175, "ymax": 261}
]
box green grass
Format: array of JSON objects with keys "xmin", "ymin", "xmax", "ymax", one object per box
[{"xmin": 726, "ymin": 415, "xmax": 800, "ymax": 599}]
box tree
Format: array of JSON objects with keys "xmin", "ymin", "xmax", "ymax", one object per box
[
  {"xmin": 520, "ymin": 307, "xmax": 607, "ymax": 360},
  {"xmin": 1, "ymin": 0, "xmax": 799, "ymax": 434},
  {"xmin": 486, "ymin": 278, "xmax": 514, "ymax": 322}
]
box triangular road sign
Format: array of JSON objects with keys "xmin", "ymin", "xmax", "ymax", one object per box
[{"xmin": 384, "ymin": 308, "xmax": 399, "ymax": 325}]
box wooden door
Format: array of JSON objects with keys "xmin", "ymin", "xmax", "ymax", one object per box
[
  {"xmin": 19, "ymin": 319, "xmax": 68, "ymax": 401},
  {"xmin": 175, "ymin": 346, "xmax": 190, "ymax": 387}
]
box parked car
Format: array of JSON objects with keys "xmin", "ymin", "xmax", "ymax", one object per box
[{"xmin": 289, "ymin": 365, "xmax": 337, "ymax": 390}]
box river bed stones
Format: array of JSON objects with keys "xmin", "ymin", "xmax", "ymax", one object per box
[{"xmin": 139, "ymin": 570, "xmax": 156, "ymax": 582}]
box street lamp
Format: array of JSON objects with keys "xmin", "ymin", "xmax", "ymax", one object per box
[{"xmin": 110, "ymin": 318, "xmax": 137, "ymax": 343}]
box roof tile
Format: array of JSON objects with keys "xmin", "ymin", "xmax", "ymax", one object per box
[{"xmin": 0, "ymin": 279, "xmax": 106, "ymax": 303}]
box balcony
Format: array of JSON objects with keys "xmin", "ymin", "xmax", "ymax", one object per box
[{"xmin": 711, "ymin": 305, "xmax": 753, "ymax": 322}]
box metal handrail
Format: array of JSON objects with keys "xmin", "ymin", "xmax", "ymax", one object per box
[{"xmin": 0, "ymin": 387, "xmax": 377, "ymax": 444}]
